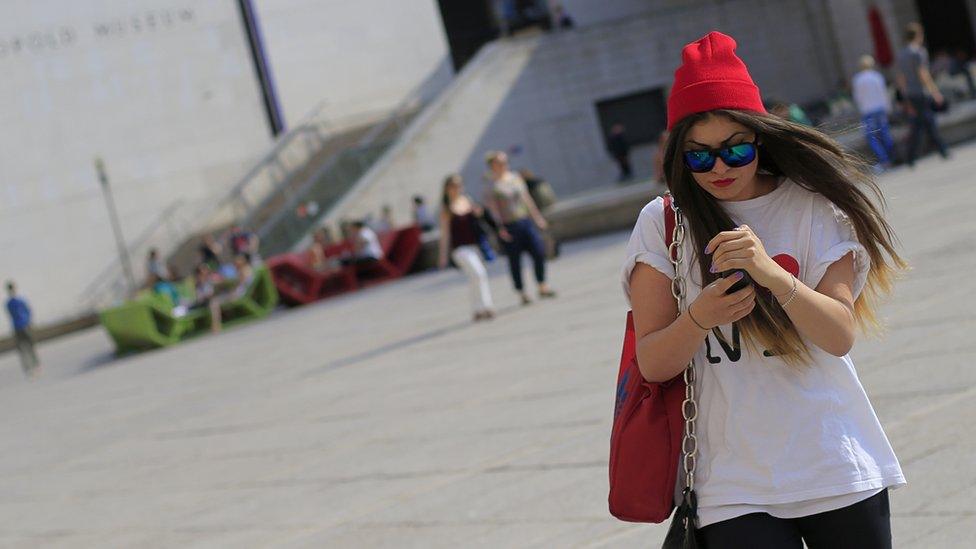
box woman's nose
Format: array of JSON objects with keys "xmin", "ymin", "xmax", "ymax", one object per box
[{"xmin": 711, "ymin": 157, "xmax": 730, "ymax": 175}]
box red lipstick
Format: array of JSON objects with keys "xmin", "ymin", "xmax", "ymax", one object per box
[{"xmin": 712, "ymin": 178, "xmax": 736, "ymax": 188}]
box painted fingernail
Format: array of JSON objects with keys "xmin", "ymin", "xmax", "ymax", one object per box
[
  {"xmin": 709, "ymin": 265, "xmax": 716, "ymax": 273},
  {"xmin": 733, "ymin": 272, "xmax": 744, "ymax": 280},
  {"xmin": 704, "ymin": 245, "xmax": 710, "ymax": 254}
]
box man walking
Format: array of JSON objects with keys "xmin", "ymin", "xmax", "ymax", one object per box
[
  {"xmin": 852, "ymin": 55, "xmax": 897, "ymax": 170},
  {"xmin": 6, "ymin": 281, "xmax": 40, "ymax": 377},
  {"xmin": 896, "ymin": 22, "xmax": 950, "ymax": 166}
]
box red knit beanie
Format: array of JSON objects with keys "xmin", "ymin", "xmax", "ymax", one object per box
[{"xmin": 667, "ymin": 31, "xmax": 767, "ymax": 130}]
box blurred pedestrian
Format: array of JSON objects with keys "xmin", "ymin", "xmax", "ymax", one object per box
[
  {"xmin": 483, "ymin": 151, "xmax": 555, "ymax": 305},
  {"xmin": 438, "ymin": 175, "xmax": 496, "ymax": 322},
  {"xmin": 896, "ymin": 22, "xmax": 950, "ymax": 165},
  {"xmin": 190, "ymin": 264, "xmax": 221, "ymax": 333},
  {"xmin": 307, "ymin": 228, "xmax": 337, "ymax": 272},
  {"xmin": 146, "ymin": 248, "xmax": 169, "ymax": 283},
  {"xmin": 228, "ymin": 226, "xmax": 260, "ymax": 264},
  {"xmin": 199, "ymin": 234, "xmax": 222, "ymax": 269},
  {"xmin": 149, "ymin": 273, "xmax": 181, "ymax": 310},
  {"xmin": 340, "ymin": 221, "xmax": 383, "ymax": 266},
  {"xmin": 228, "ymin": 254, "xmax": 255, "ymax": 299},
  {"xmin": 607, "ymin": 124, "xmax": 633, "ymax": 181},
  {"xmin": 852, "ymin": 55, "xmax": 897, "ymax": 169},
  {"xmin": 550, "ymin": 2, "xmax": 574, "ymax": 29},
  {"xmin": 338, "ymin": 219, "xmax": 354, "ymax": 242},
  {"xmin": 5, "ymin": 281, "xmax": 40, "ymax": 377},
  {"xmin": 624, "ymin": 31, "xmax": 905, "ymax": 543},
  {"xmin": 413, "ymin": 195, "xmax": 436, "ymax": 232},
  {"xmin": 494, "ymin": 0, "xmax": 517, "ymax": 35},
  {"xmin": 375, "ymin": 204, "xmax": 395, "ymax": 233}
]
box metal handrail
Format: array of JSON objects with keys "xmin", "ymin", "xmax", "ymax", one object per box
[
  {"xmin": 207, "ymin": 100, "xmax": 330, "ymax": 215},
  {"xmin": 79, "ymin": 198, "xmax": 185, "ymax": 309},
  {"xmin": 79, "ymin": 68, "xmax": 446, "ymax": 311},
  {"xmin": 77, "ymin": 101, "xmax": 334, "ymax": 310},
  {"xmin": 250, "ymin": 85, "xmax": 430, "ymax": 250}
]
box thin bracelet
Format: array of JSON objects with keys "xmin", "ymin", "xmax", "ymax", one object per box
[
  {"xmin": 778, "ymin": 276, "xmax": 798, "ymax": 309},
  {"xmin": 773, "ymin": 275, "xmax": 797, "ymax": 299},
  {"xmin": 686, "ymin": 306, "xmax": 709, "ymax": 331}
]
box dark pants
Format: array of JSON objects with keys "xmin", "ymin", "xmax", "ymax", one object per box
[
  {"xmin": 700, "ymin": 489, "xmax": 891, "ymax": 549},
  {"xmin": 502, "ymin": 219, "xmax": 546, "ymax": 291},
  {"xmin": 14, "ymin": 328, "xmax": 39, "ymax": 375},
  {"xmin": 905, "ymin": 96, "xmax": 949, "ymax": 165},
  {"xmin": 340, "ymin": 256, "xmax": 379, "ymax": 267},
  {"xmin": 614, "ymin": 153, "xmax": 632, "ymax": 180}
]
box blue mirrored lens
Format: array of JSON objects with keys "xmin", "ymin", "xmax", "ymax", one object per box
[
  {"xmin": 719, "ymin": 143, "xmax": 756, "ymax": 167},
  {"xmin": 683, "ymin": 150, "xmax": 715, "ymax": 172}
]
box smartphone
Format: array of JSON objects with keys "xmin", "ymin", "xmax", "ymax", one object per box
[{"xmin": 723, "ymin": 269, "xmax": 753, "ymax": 294}]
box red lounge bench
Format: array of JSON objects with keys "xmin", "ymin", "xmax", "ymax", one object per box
[
  {"xmin": 353, "ymin": 226, "xmax": 422, "ymax": 287},
  {"xmin": 266, "ymin": 241, "xmax": 357, "ymax": 305},
  {"xmin": 267, "ymin": 225, "xmax": 422, "ymax": 305}
]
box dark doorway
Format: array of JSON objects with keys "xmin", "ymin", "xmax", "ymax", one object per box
[
  {"xmin": 436, "ymin": 1, "xmax": 499, "ymax": 71},
  {"xmin": 595, "ymin": 88, "xmax": 668, "ymax": 148},
  {"xmin": 915, "ymin": 0, "xmax": 976, "ymax": 57}
]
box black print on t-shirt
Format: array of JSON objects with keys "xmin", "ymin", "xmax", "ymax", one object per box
[{"xmin": 704, "ymin": 324, "xmax": 776, "ymax": 364}]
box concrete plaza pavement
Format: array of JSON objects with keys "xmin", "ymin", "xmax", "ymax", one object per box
[{"xmin": 1, "ymin": 145, "xmax": 974, "ymax": 547}]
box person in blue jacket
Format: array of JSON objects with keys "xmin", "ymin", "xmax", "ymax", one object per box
[{"xmin": 6, "ymin": 281, "xmax": 40, "ymax": 377}]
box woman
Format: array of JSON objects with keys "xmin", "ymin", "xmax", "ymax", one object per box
[
  {"xmin": 190, "ymin": 264, "xmax": 221, "ymax": 333},
  {"xmin": 198, "ymin": 234, "xmax": 222, "ymax": 270},
  {"xmin": 483, "ymin": 151, "xmax": 556, "ymax": 305},
  {"xmin": 308, "ymin": 228, "xmax": 338, "ymax": 273},
  {"xmin": 438, "ymin": 174, "xmax": 496, "ymax": 321},
  {"xmin": 622, "ymin": 32, "xmax": 905, "ymax": 547}
]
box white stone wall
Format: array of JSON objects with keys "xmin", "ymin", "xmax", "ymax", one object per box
[
  {"xmin": 0, "ymin": 0, "xmax": 271, "ymax": 327},
  {"xmin": 0, "ymin": 0, "xmax": 454, "ymax": 327},
  {"xmin": 252, "ymin": 0, "xmax": 453, "ymax": 129}
]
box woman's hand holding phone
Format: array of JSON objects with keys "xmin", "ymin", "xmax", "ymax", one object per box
[
  {"xmin": 688, "ymin": 273, "xmax": 757, "ymax": 329},
  {"xmin": 705, "ymin": 225, "xmax": 793, "ymax": 296}
]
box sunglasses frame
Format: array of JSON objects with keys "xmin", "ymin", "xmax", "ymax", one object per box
[{"xmin": 683, "ymin": 141, "xmax": 759, "ymax": 173}]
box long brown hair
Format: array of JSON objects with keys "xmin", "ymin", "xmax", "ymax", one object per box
[
  {"xmin": 664, "ymin": 110, "xmax": 906, "ymax": 365},
  {"xmin": 441, "ymin": 174, "xmax": 462, "ymax": 211}
]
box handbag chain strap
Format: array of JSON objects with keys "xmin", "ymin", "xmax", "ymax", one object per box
[{"xmin": 666, "ymin": 192, "xmax": 699, "ymax": 495}]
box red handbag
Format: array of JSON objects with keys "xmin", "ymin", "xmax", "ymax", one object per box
[{"xmin": 608, "ymin": 194, "xmax": 686, "ymax": 523}]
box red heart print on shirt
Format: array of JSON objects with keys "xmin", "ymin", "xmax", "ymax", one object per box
[{"xmin": 772, "ymin": 254, "xmax": 800, "ymax": 277}]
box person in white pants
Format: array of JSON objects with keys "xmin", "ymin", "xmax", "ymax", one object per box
[{"xmin": 438, "ymin": 174, "xmax": 496, "ymax": 321}]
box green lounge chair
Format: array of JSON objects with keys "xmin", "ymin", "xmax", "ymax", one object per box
[
  {"xmin": 99, "ymin": 292, "xmax": 184, "ymax": 353},
  {"xmin": 100, "ymin": 266, "xmax": 278, "ymax": 354}
]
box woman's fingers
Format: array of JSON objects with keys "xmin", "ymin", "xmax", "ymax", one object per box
[
  {"xmin": 725, "ymin": 285, "xmax": 755, "ymax": 306},
  {"xmin": 710, "ymin": 238, "xmax": 750, "ymax": 258},
  {"xmin": 711, "ymin": 272, "xmax": 744, "ymax": 294},
  {"xmin": 730, "ymin": 300, "xmax": 756, "ymax": 321},
  {"xmin": 711, "ymin": 251, "xmax": 752, "ymax": 273},
  {"xmin": 704, "ymin": 230, "xmax": 747, "ymax": 254}
]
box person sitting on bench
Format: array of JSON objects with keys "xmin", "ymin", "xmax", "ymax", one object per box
[{"xmin": 340, "ymin": 221, "xmax": 383, "ymax": 266}]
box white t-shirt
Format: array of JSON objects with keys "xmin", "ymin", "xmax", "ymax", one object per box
[
  {"xmin": 620, "ymin": 180, "xmax": 905, "ymax": 527},
  {"xmin": 852, "ymin": 69, "xmax": 892, "ymax": 115},
  {"xmin": 357, "ymin": 227, "xmax": 384, "ymax": 260}
]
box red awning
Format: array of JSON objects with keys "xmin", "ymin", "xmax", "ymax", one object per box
[{"xmin": 869, "ymin": 5, "xmax": 894, "ymax": 67}]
